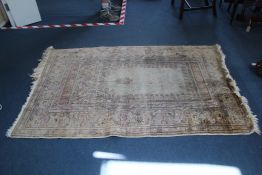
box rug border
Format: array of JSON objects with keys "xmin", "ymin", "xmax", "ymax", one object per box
[{"xmin": 6, "ymin": 45, "xmax": 260, "ymax": 138}]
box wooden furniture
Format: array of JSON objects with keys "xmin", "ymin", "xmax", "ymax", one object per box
[
  {"xmin": 171, "ymin": 0, "xmax": 217, "ymax": 19},
  {"xmin": 219, "ymin": 0, "xmax": 243, "ymax": 11},
  {"xmin": 229, "ymin": 0, "xmax": 256, "ymax": 24},
  {"xmin": 246, "ymin": 0, "xmax": 262, "ymax": 31},
  {"xmin": 219, "ymin": 0, "xmax": 259, "ymax": 25}
]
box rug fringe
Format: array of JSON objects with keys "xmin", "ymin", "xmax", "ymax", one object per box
[
  {"xmin": 215, "ymin": 44, "xmax": 260, "ymax": 135},
  {"xmin": 6, "ymin": 46, "xmax": 54, "ymax": 137}
]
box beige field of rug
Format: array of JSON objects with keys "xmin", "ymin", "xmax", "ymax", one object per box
[{"xmin": 7, "ymin": 45, "xmax": 260, "ymax": 138}]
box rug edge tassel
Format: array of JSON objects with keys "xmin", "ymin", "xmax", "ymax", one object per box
[
  {"xmin": 215, "ymin": 44, "xmax": 261, "ymax": 135},
  {"xmin": 6, "ymin": 46, "xmax": 54, "ymax": 138}
]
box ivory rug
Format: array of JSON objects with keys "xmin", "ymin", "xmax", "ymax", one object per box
[{"xmin": 7, "ymin": 45, "xmax": 260, "ymax": 138}]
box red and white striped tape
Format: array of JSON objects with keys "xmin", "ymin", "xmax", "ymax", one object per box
[{"xmin": 0, "ymin": 0, "xmax": 127, "ymax": 30}]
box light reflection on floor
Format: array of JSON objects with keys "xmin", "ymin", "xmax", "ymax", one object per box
[
  {"xmin": 100, "ymin": 160, "xmax": 242, "ymax": 175},
  {"xmin": 93, "ymin": 151, "xmax": 126, "ymax": 160}
]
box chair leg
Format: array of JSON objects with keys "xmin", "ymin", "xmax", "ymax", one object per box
[
  {"xmin": 219, "ymin": 0, "xmax": 223, "ymax": 7},
  {"xmin": 227, "ymin": 2, "xmax": 233, "ymax": 12},
  {"xmin": 253, "ymin": 6, "xmax": 260, "ymax": 13},
  {"xmin": 171, "ymin": 0, "xmax": 175, "ymax": 6},
  {"xmin": 179, "ymin": 0, "xmax": 185, "ymax": 19},
  {"xmin": 230, "ymin": 2, "xmax": 239, "ymax": 24},
  {"xmin": 212, "ymin": 0, "xmax": 217, "ymax": 16}
]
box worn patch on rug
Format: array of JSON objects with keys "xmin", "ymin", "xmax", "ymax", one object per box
[{"xmin": 7, "ymin": 45, "xmax": 260, "ymax": 138}]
